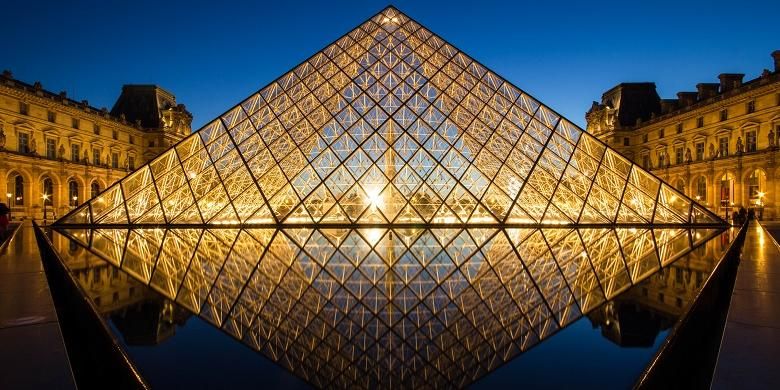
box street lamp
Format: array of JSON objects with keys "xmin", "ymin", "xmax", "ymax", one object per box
[
  {"xmin": 71, "ymin": 195, "xmax": 78, "ymax": 209},
  {"xmin": 42, "ymin": 193, "xmax": 49, "ymax": 223},
  {"xmin": 5, "ymin": 192, "xmax": 10, "ymax": 206}
]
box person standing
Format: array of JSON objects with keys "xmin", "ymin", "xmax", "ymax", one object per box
[{"xmin": 0, "ymin": 202, "xmax": 10, "ymax": 239}]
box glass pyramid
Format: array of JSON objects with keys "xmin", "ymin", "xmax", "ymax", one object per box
[{"xmin": 54, "ymin": 6, "xmax": 723, "ymax": 228}]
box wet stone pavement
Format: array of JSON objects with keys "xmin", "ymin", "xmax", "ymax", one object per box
[
  {"xmin": 712, "ymin": 221, "xmax": 780, "ymax": 389},
  {"xmin": 0, "ymin": 221, "xmax": 76, "ymax": 389}
]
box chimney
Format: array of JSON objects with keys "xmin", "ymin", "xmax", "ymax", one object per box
[
  {"xmin": 696, "ymin": 83, "xmax": 720, "ymax": 100},
  {"xmin": 660, "ymin": 99, "xmax": 679, "ymax": 114},
  {"xmin": 718, "ymin": 73, "xmax": 744, "ymax": 92},
  {"xmin": 677, "ymin": 92, "xmax": 698, "ymax": 107},
  {"xmin": 772, "ymin": 50, "xmax": 780, "ymax": 72}
]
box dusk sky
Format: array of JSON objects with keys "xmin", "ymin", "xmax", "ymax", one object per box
[{"xmin": 3, "ymin": 0, "xmax": 778, "ymax": 129}]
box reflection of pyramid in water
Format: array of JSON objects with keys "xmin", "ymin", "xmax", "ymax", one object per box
[
  {"xmin": 53, "ymin": 226, "xmax": 729, "ymax": 388},
  {"xmin": 56, "ymin": 7, "xmax": 722, "ymax": 226}
]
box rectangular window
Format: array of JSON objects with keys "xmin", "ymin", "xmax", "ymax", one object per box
[
  {"xmin": 676, "ymin": 123, "xmax": 683, "ymax": 134},
  {"xmin": 720, "ymin": 109, "xmax": 728, "ymax": 121},
  {"xmin": 642, "ymin": 154, "xmax": 650, "ymax": 169},
  {"xmin": 148, "ymin": 140, "xmax": 155, "ymax": 147},
  {"xmin": 643, "ymin": 134, "xmax": 648, "ymax": 143},
  {"xmin": 658, "ymin": 152, "xmax": 666, "ymax": 167},
  {"xmin": 19, "ymin": 101, "xmax": 28, "ymax": 115},
  {"xmin": 719, "ymin": 137, "xmax": 729, "ymax": 157},
  {"xmin": 746, "ymin": 130, "xmax": 757, "ymax": 152},
  {"xmin": 696, "ymin": 117, "xmax": 703, "ymax": 128},
  {"xmin": 93, "ymin": 149, "xmax": 101, "ymax": 165},
  {"xmin": 94, "ymin": 124, "xmax": 100, "ymax": 135},
  {"xmin": 623, "ymin": 137, "xmax": 629, "ymax": 146},
  {"xmin": 675, "ymin": 147, "xmax": 684, "ymax": 165},
  {"xmin": 18, "ymin": 132, "xmax": 29, "ymax": 153},
  {"xmin": 112, "ymin": 152, "xmax": 119, "ymax": 168},
  {"xmin": 695, "ymin": 142, "xmax": 705, "ymax": 161},
  {"xmin": 71, "ymin": 144, "xmax": 80, "ymax": 162},
  {"xmin": 46, "ymin": 139, "xmax": 56, "ymax": 159},
  {"xmin": 128, "ymin": 156, "xmax": 135, "ymax": 170},
  {"xmin": 72, "ymin": 118, "xmax": 80, "ymax": 129},
  {"xmin": 659, "ymin": 128, "xmax": 665, "ymax": 138},
  {"xmin": 129, "ymin": 135, "xmax": 135, "ymax": 145},
  {"xmin": 112, "ymin": 130, "xmax": 118, "ymax": 140},
  {"xmin": 747, "ymin": 100, "xmax": 755, "ymax": 114},
  {"xmin": 47, "ymin": 111, "xmax": 56, "ymax": 123}
]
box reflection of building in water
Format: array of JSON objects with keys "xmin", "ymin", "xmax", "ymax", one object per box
[
  {"xmin": 54, "ymin": 233, "xmax": 190, "ymax": 346},
  {"xmin": 588, "ymin": 241, "xmax": 716, "ymax": 347}
]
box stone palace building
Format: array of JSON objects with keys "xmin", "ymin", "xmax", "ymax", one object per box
[
  {"xmin": 0, "ymin": 71, "xmax": 191, "ymax": 220},
  {"xmin": 587, "ymin": 50, "xmax": 780, "ymax": 220}
]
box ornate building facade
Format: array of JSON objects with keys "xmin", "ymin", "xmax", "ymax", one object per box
[
  {"xmin": 587, "ymin": 51, "xmax": 780, "ymax": 220},
  {"xmin": 0, "ymin": 71, "xmax": 191, "ymax": 220}
]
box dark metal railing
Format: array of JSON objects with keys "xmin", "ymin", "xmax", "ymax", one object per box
[
  {"xmin": 33, "ymin": 221, "xmax": 149, "ymax": 390},
  {"xmin": 633, "ymin": 221, "xmax": 748, "ymax": 389}
]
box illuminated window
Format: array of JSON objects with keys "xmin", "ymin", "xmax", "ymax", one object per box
[
  {"xmin": 112, "ymin": 152, "xmax": 119, "ymax": 168},
  {"xmin": 719, "ymin": 137, "xmax": 728, "ymax": 157},
  {"xmin": 71, "ymin": 144, "xmax": 80, "ymax": 162},
  {"xmin": 642, "ymin": 154, "xmax": 650, "ymax": 169},
  {"xmin": 42, "ymin": 178, "xmax": 54, "ymax": 205},
  {"xmin": 9, "ymin": 175, "xmax": 24, "ymax": 206},
  {"xmin": 675, "ymin": 147, "xmax": 684, "ymax": 165},
  {"xmin": 68, "ymin": 180, "xmax": 79, "ymax": 206},
  {"xmin": 748, "ymin": 169, "xmax": 766, "ymax": 205},
  {"xmin": 696, "ymin": 177, "xmax": 707, "ymax": 201},
  {"xmin": 93, "ymin": 149, "xmax": 101, "ymax": 165},
  {"xmin": 17, "ymin": 132, "xmax": 29, "ymax": 154},
  {"xmin": 695, "ymin": 142, "xmax": 704, "ymax": 161},
  {"xmin": 46, "ymin": 139, "xmax": 56, "ymax": 159},
  {"xmin": 90, "ymin": 181, "xmax": 101, "ymax": 198},
  {"xmin": 746, "ymin": 130, "xmax": 757, "ymax": 152}
]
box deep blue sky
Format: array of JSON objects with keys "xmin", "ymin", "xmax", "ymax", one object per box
[{"xmin": 3, "ymin": 0, "xmax": 778, "ymax": 129}]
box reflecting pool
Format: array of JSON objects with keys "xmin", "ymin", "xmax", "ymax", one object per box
[{"xmin": 49, "ymin": 226, "xmax": 735, "ymax": 388}]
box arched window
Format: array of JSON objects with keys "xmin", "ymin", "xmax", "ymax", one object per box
[
  {"xmin": 695, "ymin": 177, "xmax": 707, "ymax": 202},
  {"xmin": 42, "ymin": 178, "xmax": 54, "ymax": 205},
  {"xmin": 748, "ymin": 169, "xmax": 767, "ymax": 206},
  {"xmin": 90, "ymin": 181, "xmax": 101, "ymax": 199},
  {"xmin": 7, "ymin": 175, "xmax": 24, "ymax": 206},
  {"xmin": 68, "ymin": 180, "xmax": 79, "ymax": 206},
  {"xmin": 720, "ymin": 173, "xmax": 734, "ymax": 209},
  {"xmin": 674, "ymin": 179, "xmax": 686, "ymax": 195}
]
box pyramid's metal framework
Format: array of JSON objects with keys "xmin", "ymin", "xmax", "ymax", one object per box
[
  {"xmin": 55, "ymin": 8, "xmax": 721, "ymax": 228},
  {"xmin": 53, "ymin": 226, "xmax": 728, "ymax": 388},
  {"xmin": 50, "ymin": 5, "xmax": 729, "ymax": 389}
]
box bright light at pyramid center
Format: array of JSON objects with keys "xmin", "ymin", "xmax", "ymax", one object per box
[{"xmin": 366, "ymin": 186, "xmax": 383, "ymax": 207}]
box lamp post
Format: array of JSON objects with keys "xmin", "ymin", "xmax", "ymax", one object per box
[
  {"xmin": 757, "ymin": 191, "xmax": 766, "ymax": 220},
  {"xmin": 71, "ymin": 195, "xmax": 78, "ymax": 210},
  {"xmin": 5, "ymin": 192, "xmax": 10, "ymax": 207},
  {"xmin": 42, "ymin": 193, "xmax": 49, "ymax": 223}
]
